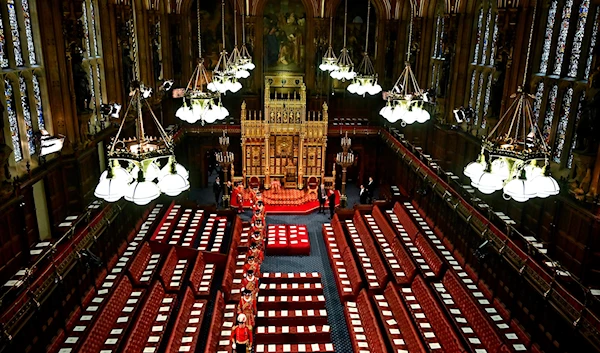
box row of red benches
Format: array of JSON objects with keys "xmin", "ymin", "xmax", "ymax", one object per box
[{"xmin": 322, "ymin": 223, "xmax": 363, "ymax": 301}]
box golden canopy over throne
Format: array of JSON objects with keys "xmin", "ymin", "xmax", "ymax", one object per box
[{"xmin": 239, "ymin": 75, "xmax": 328, "ymax": 190}]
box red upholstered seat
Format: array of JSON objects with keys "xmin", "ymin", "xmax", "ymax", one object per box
[
  {"xmin": 442, "ymin": 272, "xmax": 503, "ymax": 352},
  {"xmin": 415, "ymin": 235, "xmax": 444, "ymax": 278},
  {"xmin": 345, "ymin": 217, "xmax": 388, "ymax": 292},
  {"xmin": 165, "ymin": 288, "xmax": 207, "ymax": 353},
  {"xmin": 345, "ymin": 290, "xmax": 388, "ymax": 353},
  {"xmin": 393, "ymin": 202, "xmax": 420, "ymax": 240},
  {"xmin": 203, "ymin": 291, "xmax": 225, "ymax": 353}
]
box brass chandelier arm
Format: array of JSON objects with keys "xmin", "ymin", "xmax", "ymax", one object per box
[
  {"xmin": 144, "ymin": 98, "xmax": 174, "ymax": 150},
  {"xmin": 364, "ymin": 0, "xmax": 371, "ymax": 55},
  {"xmin": 108, "ymin": 93, "xmax": 137, "ymax": 155},
  {"xmin": 486, "ymin": 93, "xmax": 521, "ymax": 140},
  {"xmin": 197, "ymin": 0, "xmax": 202, "ymax": 58},
  {"xmin": 343, "ymin": 0, "xmax": 348, "ymax": 47},
  {"xmin": 406, "ymin": 6, "xmax": 414, "ymax": 62}
]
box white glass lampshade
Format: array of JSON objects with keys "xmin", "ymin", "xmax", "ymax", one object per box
[
  {"xmin": 379, "ymin": 104, "xmax": 393, "ymax": 120},
  {"xmin": 347, "ymin": 82, "xmax": 358, "ymax": 94},
  {"xmin": 159, "ymin": 161, "xmax": 189, "ymax": 181},
  {"xmin": 158, "ymin": 172, "xmax": 190, "ymax": 196},
  {"xmin": 100, "ymin": 164, "xmax": 132, "ymax": 184},
  {"xmin": 367, "ymin": 83, "xmax": 382, "ymax": 95},
  {"xmin": 524, "ymin": 164, "xmax": 543, "ymax": 180},
  {"xmin": 415, "ymin": 108, "xmax": 430, "ymax": 123},
  {"xmin": 402, "ymin": 109, "xmax": 418, "ymax": 125},
  {"xmin": 207, "ymin": 82, "xmax": 218, "ymax": 92},
  {"xmin": 464, "ymin": 159, "xmax": 486, "ymax": 180},
  {"xmin": 131, "ymin": 162, "xmax": 161, "ymax": 182},
  {"xmin": 491, "ymin": 158, "xmax": 511, "ymax": 181},
  {"xmin": 530, "ymin": 174, "xmax": 560, "ymax": 198},
  {"xmin": 176, "ymin": 105, "xmax": 192, "ymax": 122},
  {"xmin": 94, "ymin": 177, "xmax": 127, "ymax": 202},
  {"xmin": 472, "ymin": 171, "xmax": 503, "ymax": 194},
  {"xmin": 242, "ymin": 61, "xmax": 255, "ymax": 70},
  {"xmin": 125, "ymin": 180, "xmax": 161, "ymax": 205},
  {"xmin": 503, "ymin": 178, "xmax": 536, "ymax": 202},
  {"xmin": 235, "ymin": 69, "xmax": 250, "ymax": 79},
  {"xmin": 230, "ymin": 81, "xmax": 242, "ymax": 93},
  {"xmin": 217, "ymin": 104, "xmax": 229, "ymax": 120}
]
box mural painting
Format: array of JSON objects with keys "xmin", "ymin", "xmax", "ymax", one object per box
[{"xmin": 263, "ymin": 0, "xmax": 306, "ymax": 73}]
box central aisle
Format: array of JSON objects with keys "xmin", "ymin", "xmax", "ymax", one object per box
[{"xmin": 259, "ymin": 213, "xmax": 351, "ymax": 352}]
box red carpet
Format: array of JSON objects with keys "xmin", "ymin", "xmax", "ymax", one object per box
[{"xmin": 242, "ymin": 190, "xmax": 341, "ymax": 214}]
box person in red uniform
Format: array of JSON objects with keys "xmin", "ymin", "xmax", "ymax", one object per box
[
  {"xmin": 250, "ymin": 230, "xmax": 263, "ymax": 248},
  {"xmin": 241, "ymin": 269, "xmax": 259, "ymax": 297},
  {"xmin": 230, "ymin": 313, "xmax": 252, "ymax": 353},
  {"xmin": 236, "ymin": 183, "xmax": 245, "ymax": 214},
  {"xmin": 251, "ymin": 208, "xmax": 265, "ymax": 226},
  {"xmin": 237, "ymin": 289, "xmax": 257, "ymax": 330},
  {"xmin": 242, "ymin": 255, "xmax": 261, "ymax": 278},
  {"xmin": 247, "ymin": 242, "xmax": 264, "ymax": 266}
]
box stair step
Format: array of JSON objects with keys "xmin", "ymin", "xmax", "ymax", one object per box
[
  {"xmin": 259, "ymin": 282, "xmax": 323, "ymax": 296},
  {"xmin": 256, "ymin": 309, "xmax": 329, "ymax": 326},
  {"xmin": 258, "ymin": 295, "xmax": 326, "ymax": 310},
  {"xmin": 255, "ymin": 343, "xmax": 335, "ymax": 353},
  {"xmin": 255, "ymin": 325, "xmax": 331, "ymax": 344},
  {"xmin": 261, "ymin": 272, "xmax": 321, "ymax": 284}
]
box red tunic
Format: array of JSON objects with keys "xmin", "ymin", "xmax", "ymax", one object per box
[
  {"xmin": 230, "ymin": 324, "xmax": 252, "ymax": 345},
  {"xmin": 237, "ymin": 297, "xmax": 257, "ymax": 328},
  {"xmin": 230, "ymin": 188, "xmax": 240, "ymax": 207},
  {"xmin": 241, "ymin": 276, "xmax": 259, "ymax": 294},
  {"xmin": 247, "ymin": 247, "xmax": 264, "ymax": 265},
  {"xmin": 242, "ymin": 261, "xmax": 261, "ymax": 277}
]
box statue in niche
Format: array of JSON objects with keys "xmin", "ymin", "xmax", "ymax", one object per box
[
  {"xmin": 71, "ymin": 46, "xmax": 92, "ymax": 114},
  {"xmin": 490, "ymin": 54, "xmax": 507, "ymax": 118},
  {"xmin": 122, "ymin": 47, "xmax": 134, "ymax": 97},
  {"xmin": 152, "ymin": 35, "xmax": 162, "ymax": 81}
]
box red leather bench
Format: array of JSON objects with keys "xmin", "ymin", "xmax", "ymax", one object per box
[
  {"xmin": 345, "ymin": 290, "xmax": 388, "ymax": 353},
  {"xmin": 165, "ymin": 287, "xmax": 207, "ymax": 353},
  {"xmin": 189, "ymin": 251, "xmax": 215, "ymax": 298},
  {"xmin": 393, "ymin": 202, "xmax": 420, "ymax": 240}
]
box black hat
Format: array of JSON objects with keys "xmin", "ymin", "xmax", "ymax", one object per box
[
  {"xmin": 246, "ymin": 269, "xmax": 254, "ymax": 275},
  {"xmin": 248, "ymin": 255, "xmax": 255, "ymax": 260},
  {"xmin": 243, "ymin": 288, "xmax": 252, "ymax": 295}
]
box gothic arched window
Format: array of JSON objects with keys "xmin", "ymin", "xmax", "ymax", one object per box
[
  {"xmin": 430, "ymin": 14, "xmax": 445, "ymax": 89},
  {"xmin": 1, "ymin": 0, "xmax": 48, "ymax": 165},
  {"xmin": 534, "ymin": 1, "xmax": 598, "ymax": 168},
  {"xmin": 81, "ymin": 0, "xmax": 106, "ymax": 134},
  {"xmin": 468, "ymin": 1, "xmax": 498, "ymax": 131}
]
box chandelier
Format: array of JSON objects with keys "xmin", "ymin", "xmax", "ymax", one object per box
[
  {"xmin": 176, "ymin": 2, "xmax": 228, "ymax": 124},
  {"xmin": 208, "ymin": 0, "xmax": 242, "ymax": 94},
  {"xmin": 379, "ymin": 12, "xmax": 430, "ymax": 125},
  {"xmin": 228, "ymin": 6, "xmax": 249, "ymax": 79},
  {"xmin": 95, "ymin": 83, "xmax": 189, "ymax": 205},
  {"xmin": 463, "ymin": 0, "xmax": 558, "ymax": 202},
  {"xmin": 239, "ymin": 6, "xmax": 255, "ymax": 72},
  {"xmin": 347, "ymin": 0, "xmax": 381, "ymax": 96},
  {"xmin": 330, "ymin": 0, "xmax": 356, "ymax": 81},
  {"xmin": 319, "ymin": 16, "xmax": 338, "ymax": 72}
]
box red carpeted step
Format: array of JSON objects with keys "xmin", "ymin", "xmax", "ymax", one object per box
[
  {"xmin": 259, "ymin": 281, "xmax": 323, "ymax": 296},
  {"xmin": 257, "ymin": 294, "xmax": 326, "ymax": 311},
  {"xmin": 255, "ymin": 325, "xmax": 331, "ymax": 344},
  {"xmin": 254, "ymin": 343, "xmax": 335, "ymax": 352},
  {"xmin": 255, "ymin": 308, "xmax": 329, "ymax": 326},
  {"xmin": 261, "ymin": 272, "xmax": 322, "ymax": 284}
]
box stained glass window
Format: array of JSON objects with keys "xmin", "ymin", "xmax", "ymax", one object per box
[
  {"xmin": 489, "ymin": 14, "xmax": 498, "ymax": 65},
  {"xmin": 470, "ymin": 71, "xmax": 477, "ymax": 107},
  {"xmin": 32, "ymin": 75, "xmax": 44, "ymax": 130},
  {"xmin": 89, "ymin": 67, "xmax": 95, "ymax": 109},
  {"xmin": 90, "ymin": 0, "xmax": 99, "ymax": 56},
  {"xmin": 585, "ymin": 12, "xmax": 599, "ymax": 79},
  {"xmin": 567, "ymin": 0, "xmax": 589, "ymax": 77},
  {"xmin": 553, "ymin": 0, "xmax": 574, "ymax": 76},
  {"xmin": 540, "ymin": 1, "xmax": 558, "ymax": 74},
  {"xmin": 475, "ymin": 74, "xmax": 484, "ymax": 126},
  {"xmin": 6, "ymin": 79, "xmax": 22, "ymax": 162},
  {"xmin": 82, "ymin": 1, "xmax": 91, "ymax": 57},
  {"xmin": 481, "ymin": 8, "xmax": 492, "ymax": 65},
  {"xmin": 533, "ymin": 82, "xmax": 545, "ymax": 121},
  {"xmin": 21, "ymin": 0, "xmax": 36, "ymax": 65},
  {"xmin": 19, "ymin": 76, "xmax": 35, "ymax": 154},
  {"xmin": 433, "ymin": 16, "xmax": 441, "ymax": 58},
  {"xmin": 482, "ymin": 74, "xmax": 492, "ymax": 128},
  {"xmin": 0, "ymin": 13, "xmax": 8, "ymax": 68},
  {"xmin": 542, "ymin": 85, "xmax": 558, "ymax": 144},
  {"xmin": 7, "ymin": 0, "xmax": 23, "ymax": 66},
  {"xmin": 552, "ymin": 88, "xmax": 573, "ymax": 162},
  {"xmin": 473, "ymin": 8, "xmax": 484, "ymax": 64},
  {"xmin": 568, "ymin": 93, "xmax": 585, "ymax": 168}
]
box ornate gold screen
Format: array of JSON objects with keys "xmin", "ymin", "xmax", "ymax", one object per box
[{"xmin": 240, "ymin": 75, "xmax": 328, "ymax": 189}]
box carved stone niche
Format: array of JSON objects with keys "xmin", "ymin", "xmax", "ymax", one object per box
[
  {"xmin": 569, "ymin": 152, "xmax": 594, "ymax": 202},
  {"xmin": 0, "ymin": 144, "xmax": 13, "ymax": 199}
]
